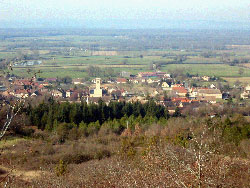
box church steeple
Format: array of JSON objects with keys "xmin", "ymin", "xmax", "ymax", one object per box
[{"xmin": 96, "ymin": 78, "xmax": 101, "ymax": 90}]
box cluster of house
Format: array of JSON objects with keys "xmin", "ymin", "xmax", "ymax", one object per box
[
  {"xmin": 113, "ymin": 72, "xmax": 210, "ymax": 85},
  {"xmin": 80, "ymin": 71, "xmax": 248, "ymax": 112},
  {"xmin": 0, "ymin": 77, "xmax": 87, "ymax": 100},
  {"xmin": 117, "ymin": 71, "xmax": 171, "ymax": 84},
  {"xmin": 0, "ymin": 78, "xmax": 50, "ymax": 99},
  {"xmin": 84, "ymin": 76, "xmax": 227, "ymax": 114},
  {"xmin": 1, "ymin": 71, "xmax": 250, "ymax": 114},
  {"xmin": 13, "ymin": 60, "xmax": 42, "ymax": 67}
]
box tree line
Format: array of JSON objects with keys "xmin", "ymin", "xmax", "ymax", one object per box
[
  {"xmin": 27, "ymin": 99, "xmax": 170, "ymax": 133},
  {"xmin": 86, "ymin": 66, "xmax": 117, "ymax": 77},
  {"xmin": 23, "ymin": 99, "xmax": 250, "ymax": 146}
]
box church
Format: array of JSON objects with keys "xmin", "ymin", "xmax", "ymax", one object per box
[{"xmin": 90, "ymin": 78, "xmax": 103, "ymax": 98}]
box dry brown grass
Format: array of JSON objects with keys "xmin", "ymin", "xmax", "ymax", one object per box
[
  {"xmin": 222, "ymin": 76, "xmax": 250, "ymax": 84},
  {"xmin": 27, "ymin": 138, "xmax": 250, "ymax": 188},
  {"xmin": 1, "ymin": 121, "xmax": 250, "ymax": 187}
]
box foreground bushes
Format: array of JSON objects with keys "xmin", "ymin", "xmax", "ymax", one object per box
[{"xmin": 1, "ymin": 115, "xmax": 250, "ymax": 187}]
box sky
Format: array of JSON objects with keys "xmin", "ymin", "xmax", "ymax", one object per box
[{"xmin": 0, "ymin": 0, "xmax": 249, "ymax": 29}]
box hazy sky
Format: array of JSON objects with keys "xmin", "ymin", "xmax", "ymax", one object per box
[{"xmin": 0, "ymin": 0, "xmax": 249, "ymax": 28}]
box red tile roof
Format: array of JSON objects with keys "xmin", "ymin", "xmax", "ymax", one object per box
[
  {"xmin": 15, "ymin": 89, "xmax": 29, "ymax": 94},
  {"xmin": 172, "ymin": 87, "xmax": 188, "ymax": 93},
  {"xmin": 181, "ymin": 99, "xmax": 191, "ymax": 103},
  {"xmin": 117, "ymin": 78, "xmax": 127, "ymax": 83},
  {"xmin": 172, "ymin": 97, "xmax": 187, "ymax": 102}
]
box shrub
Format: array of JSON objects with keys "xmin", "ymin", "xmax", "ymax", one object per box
[
  {"xmin": 96, "ymin": 137, "xmax": 109, "ymax": 145},
  {"xmin": 56, "ymin": 123, "xmax": 71, "ymax": 143},
  {"xmin": 119, "ymin": 138, "xmax": 136, "ymax": 159},
  {"xmin": 223, "ymin": 126, "xmax": 243, "ymax": 145},
  {"xmin": 111, "ymin": 119, "xmax": 124, "ymax": 134},
  {"xmin": 87, "ymin": 121, "xmax": 100, "ymax": 136},
  {"xmin": 174, "ymin": 134, "xmax": 189, "ymax": 148},
  {"xmin": 240, "ymin": 139, "xmax": 250, "ymax": 158},
  {"xmin": 62, "ymin": 153, "xmax": 93, "ymax": 164},
  {"xmin": 79, "ymin": 121, "xmax": 88, "ymax": 137},
  {"xmin": 55, "ymin": 159, "xmax": 67, "ymax": 176},
  {"xmin": 21, "ymin": 128, "xmax": 35, "ymax": 137},
  {"xmin": 68, "ymin": 127, "xmax": 80, "ymax": 140},
  {"xmin": 98, "ymin": 125, "xmax": 112, "ymax": 136},
  {"xmin": 95, "ymin": 149, "xmax": 111, "ymax": 160},
  {"xmin": 33, "ymin": 130, "xmax": 48, "ymax": 140},
  {"xmin": 43, "ymin": 143, "xmax": 55, "ymax": 155}
]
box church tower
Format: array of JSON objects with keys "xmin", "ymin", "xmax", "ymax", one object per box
[
  {"xmin": 90, "ymin": 78, "xmax": 103, "ymax": 98},
  {"xmin": 96, "ymin": 78, "xmax": 101, "ymax": 90}
]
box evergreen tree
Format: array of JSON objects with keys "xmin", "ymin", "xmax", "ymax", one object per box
[
  {"xmin": 41, "ymin": 112, "xmax": 48, "ymax": 130},
  {"xmin": 173, "ymin": 107, "xmax": 181, "ymax": 117}
]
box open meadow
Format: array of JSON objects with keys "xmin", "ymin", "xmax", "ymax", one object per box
[{"xmin": 0, "ymin": 29, "xmax": 249, "ymax": 81}]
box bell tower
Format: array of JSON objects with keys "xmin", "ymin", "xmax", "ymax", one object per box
[
  {"xmin": 90, "ymin": 78, "xmax": 103, "ymax": 98},
  {"xmin": 96, "ymin": 78, "xmax": 101, "ymax": 90}
]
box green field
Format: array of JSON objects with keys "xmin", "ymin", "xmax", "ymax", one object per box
[
  {"xmin": 162, "ymin": 64, "xmax": 250, "ymax": 77},
  {"xmin": 13, "ymin": 67, "xmax": 88, "ymax": 79},
  {"xmin": 11, "ymin": 63, "xmax": 250, "ymax": 79},
  {"xmin": 0, "ymin": 29, "xmax": 249, "ymax": 80}
]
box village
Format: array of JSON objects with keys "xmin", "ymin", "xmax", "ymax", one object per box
[
  {"xmin": 1, "ymin": 2, "xmax": 250, "ymax": 186},
  {"xmin": 1, "ymin": 70, "xmax": 249, "ymax": 115}
]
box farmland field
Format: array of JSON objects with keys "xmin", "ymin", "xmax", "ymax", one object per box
[
  {"xmin": 222, "ymin": 77, "xmax": 250, "ymax": 85},
  {"xmin": 0, "ymin": 29, "xmax": 249, "ymax": 81},
  {"xmin": 11, "ymin": 63, "xmax": 250, "ymax": 79},
  {"xmin": 162, "ymin": 64, "xmax": 250, "ymax": 77}
]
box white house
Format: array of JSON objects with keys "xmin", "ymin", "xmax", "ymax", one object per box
[
  {"xmin": 210, "ymin": 84, "xmax": 216, "ymax": 89},
  {"xmin": 52, "ymin": 90, "xmax": 63, "ymax": 98}
]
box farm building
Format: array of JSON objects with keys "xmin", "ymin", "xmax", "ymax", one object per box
[{"xmin": 197, "ymin": 89, "xmax": 222, "ymax": 99}]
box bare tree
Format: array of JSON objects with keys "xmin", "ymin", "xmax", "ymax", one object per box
[
  {"xmin": 0, "ymin": 62, "xmax": 39, "ymax": 140},
  {"xmin": 0, "ymin": 98, "xmax": 24, "ymax": 140}
]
